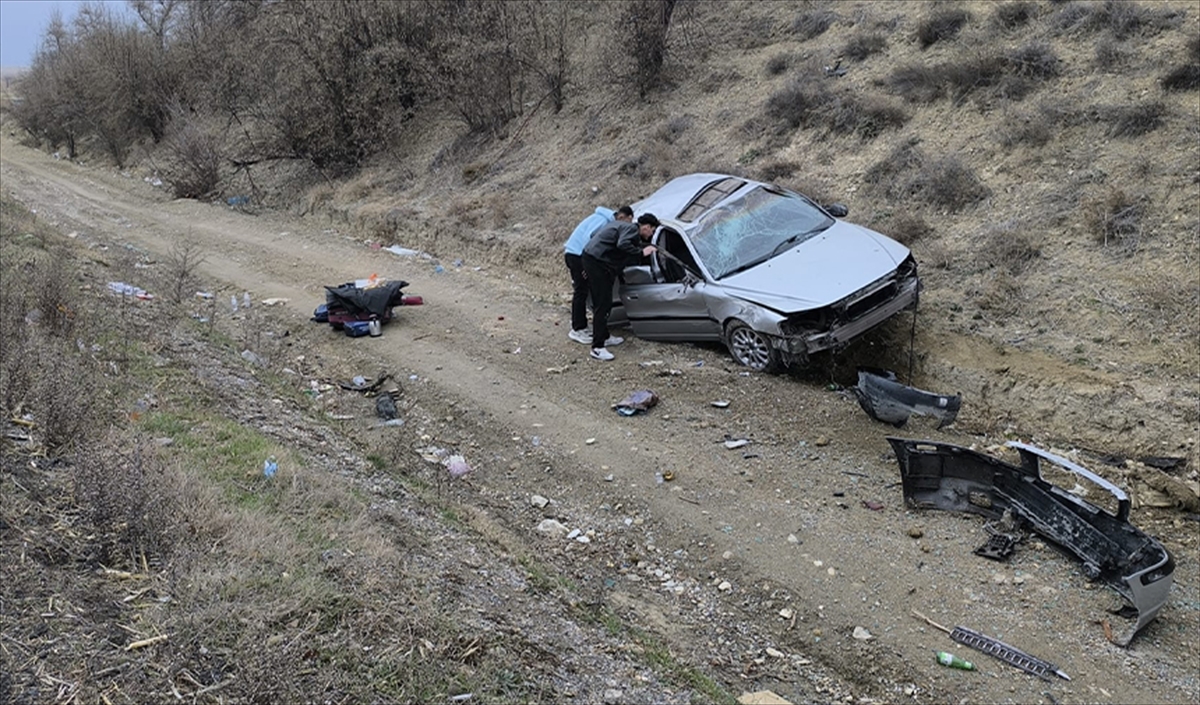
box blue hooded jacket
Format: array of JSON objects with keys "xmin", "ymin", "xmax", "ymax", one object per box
[{"xmin": 563, "ymin": 207, "xmax": 615, "ymax": 255}]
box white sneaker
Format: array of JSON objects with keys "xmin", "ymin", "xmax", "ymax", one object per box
[
  {"xmin": 568, "ymin": 328, "xmax": 592, "ymax": 345},
  {"xmin": 604, "ymin": 335, "xmax": 624, "ymax": 346},
  {"xmin": 590, "ymin": 347, "xmax": 614, "ymax": 361}
]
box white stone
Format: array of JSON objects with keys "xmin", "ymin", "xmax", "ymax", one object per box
[
  {"xmin": 530, "ymin": 494, "xmax": 549, "ymax": 508},
  {"xmin": 536, "ymin": 519, "xmax": 568, "ymax": 537},
  {"xmin": 718, "ymin": 581, "xmax": 732, "ymax": 591},
  {"xmin": 852, "ymin": 626, "xmax": 873, "ymax": 640}
]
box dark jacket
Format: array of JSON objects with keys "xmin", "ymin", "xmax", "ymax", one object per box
[{"xmin": 583, "ymin": 221, "xmax": 643, "ymax": 273}]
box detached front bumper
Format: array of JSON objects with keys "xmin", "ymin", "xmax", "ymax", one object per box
[{"xmin": 888, "ymin": 438, "xmax": 1174, "ymax": 646}]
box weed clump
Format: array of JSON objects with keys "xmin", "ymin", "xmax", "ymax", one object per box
[
  {"xmin": 975, "ymin": 220, "xmax": 1042, "ymax": 274},
  {"xmin": 917, "ymin": 8, "xmax": 970, "ymax": 49},
  {"xmin": 1102, "ymin": 102, "xmax": 1167, "ymax": 138},
  {"xmin": 1084, "ymin": 188, "xmax": 1145, "ymax": 248},
  {"xmin": 1161, "ymin": 37, "xmax": 1200, "ymax": 91},
  {"xmin": 843, "ymin": 32, "xmax": 887, "ymax": 61},
  {"xmin": 793, "ymin": 9, "xmax": 837, "ymax": 40},
  {"xmin": 765, "ymin": 53, "xmax": 792, "ymax": 76},
  {"xmin": 992, "ymin": 2, "xmax": 1037, "ymax": 30}
]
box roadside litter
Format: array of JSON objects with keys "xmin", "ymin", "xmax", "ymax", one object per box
[
  {"xmin": 107, "ymin": 281, "xmax": 153, "ymax": 300},
  {"xmin": 913, "ymin": 610, "xmax": 1069, "ymax": 681},
  {"xmin": 613, "ymin": 389, "xmax": 658, "ymax": 416},
  {"xmin": 312, "ymin": 277, "xmax": 422, "ymax": 337},
  {"xmin": 891, "ymin": 438, "xmax": 1173, "ymax": 646},
  {"xmin": 853, "ymin": 368, "xmax": 960, "ymax": 428}
]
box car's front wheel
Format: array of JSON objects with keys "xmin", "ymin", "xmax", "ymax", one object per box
[{"xmin": 725, "ymin": 320, "xmax": 781, "ymax": 372}]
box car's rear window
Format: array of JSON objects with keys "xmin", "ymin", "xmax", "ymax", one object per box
[{"xmin": 689, "ymin": 186, "xmax": 833, "ymax": 279}]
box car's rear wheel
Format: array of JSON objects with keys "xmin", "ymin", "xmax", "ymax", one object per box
[{"xmin": 725, "ymin": 320, "xmax": 781, "ymax": 372}]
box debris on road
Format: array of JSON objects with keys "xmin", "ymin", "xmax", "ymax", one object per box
[
  {"xmin": 853, "ymin": 368, "xmax": 960, "ymax": 428},
  {"xmin": 892, "ymin": 439, "xmax": 1173, "ymax": 646},
  {"xmin": 613, "ymin": 389, "xmax": 659, "ymax": 416},
  {"xmin": 913, "ymin": 610, "xmax": 1069, "ymax": 681}
]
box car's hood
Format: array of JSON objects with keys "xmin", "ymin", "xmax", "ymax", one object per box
[{"xmin": 718, "ymin": 221, "xmax": 910, "ymax": 312}]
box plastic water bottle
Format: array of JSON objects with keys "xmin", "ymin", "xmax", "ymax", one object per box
[
  {"xmin": 935, "ymin": 651, "xmax": 975, "ymax": 670},
  {"xmin": 243, "ymin": 292, "xmax": 251, "ymax": 309},
  {"xmin": 230, "ymin": 295, "xmax": 239, "ymax": 312},
  {"xmin": 263, "ymin": 455, "xmax": 278, "ymax": 478}
]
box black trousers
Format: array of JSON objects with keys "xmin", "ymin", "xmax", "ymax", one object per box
[
  {"xmin": 564, "ymin": 252, "xmax": 589, "ymax": 331},
  {"xmin": 582, "ymin": 254, "xmax": 615, "ymax": 348}
]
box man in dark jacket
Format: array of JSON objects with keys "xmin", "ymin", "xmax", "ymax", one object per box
[{"xmin": 581, "ymin": 213, "xmax": 660, "ymax": 360}]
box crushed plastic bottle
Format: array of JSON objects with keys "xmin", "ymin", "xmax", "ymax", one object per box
[
  {"xmin": 935, "ymin": 651, "xmax": 975, "ymax": 671},
  {"xmin": 262, "ymin": 455, "xmax": 278, "ymax": 478},
  {"xmin": 243, "ymin": 292, "xmax": 251, "ymax": 309},
  {"xmin": 230, "ymin": 295, "xmax": 239, "ymax": 312}
]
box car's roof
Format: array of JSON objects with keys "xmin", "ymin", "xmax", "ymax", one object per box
[{"xmin": 633, "ymin": 173, "xmax": 762, "ymax": 223}]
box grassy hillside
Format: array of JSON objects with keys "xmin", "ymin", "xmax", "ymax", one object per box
[{"xmin": 293, "ymin": 0, "xmax": 1198, "ymax": 454}]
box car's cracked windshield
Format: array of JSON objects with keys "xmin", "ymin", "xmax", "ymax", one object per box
[{"xmin": 689, "ymin": 187, "xmax": 833, "ymax": 279}]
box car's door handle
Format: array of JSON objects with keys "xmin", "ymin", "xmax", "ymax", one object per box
[{"xmin": 627, "ymin": 294, "xmax": 639, "ymax": 300}]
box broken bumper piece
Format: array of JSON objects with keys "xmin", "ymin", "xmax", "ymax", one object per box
[
  {"xmin": 888, "ymin": 438, "xmax": 1174, "ymax": 646},
  {"xmin": 854, "ymin": 369, "xmax": 961, "ymax": 428}
]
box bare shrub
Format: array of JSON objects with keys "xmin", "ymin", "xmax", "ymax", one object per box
[
  {"xmin": 885, "ymin": 212, "xmax": 932, "ymax": 246},
  {"xmin": 1161, "ymin": 39, "xmax": 1200, "ymax": 91},
  {"xmin": 765, "ymin": 77, "xmax": 836, "ymax": 129},
  {"xmin": 1102, "ymin": 102, "xmax": 1166, "ymax": 138},
  {"xmin": 917, "ymin": 8, "xmax": 970, "ymax": 49},
  {"xmin": 997, "ymin": 108, "xmax": 1054, "ymax": 148},
  {"xmin": 1083, "ymin": 188, "xmax": 1145, "ymax": 247},
  {"xmin": 944, "ymin": 54, "xmax": 1007, "ymax": 102},
  {"xmin": 975, "ymin": 220, "xmax": 1042, "ymax": 274},
  {"xmin": 757, "ymin": 161, "xmax": 799, "ymax": 182},
  {"xmin": 655, "ymin": 115, "xmax": 694, "ymax": 144},
  {"xmin": 765, "ymin": 52, "xmax": 792, "ymax": 76},
  {"xmin": 819, "ymin": 92, "xmax": 909, "ymax": 139},
  {"xmin": 976, "ymin": 271, "xmax": 1023, "ymax": 317},
  {"xmin": 1162, "ymin": 64, "xmax": 1200, "ymax": 92},
  {"xmin": 793, "ymin": 8, "xmax": 837, "ymax": 40},
  {"xmin": 992, "ymin": 1, "xmax": 1037, "ymax": 30},
  {"xmin": 863, "ymin": 142, "xmax": 926, "ymax": 200},
  {"xmin": 72, "ymin": 437, "xmax": 185, "ymax": 564},
  {"xmin": 1094, "ymin": 39, "xmax": 1129, "ymax": 70},
  {"xmin": 1007, "ymin": 42, "xmax": 1060, "ymax": 80},
  {"xmin": 1052, "ymin": 0, "xmax": 1183, "ymax": 39},
  {"xmin": 161, "ymin": 240, "xmax": 207, "ymax": 305},
  {"xmin": 33, "ymin": 337, "xmax": 100, "ymax": 452},
  {"xmin": 843, "ymin": 32, "xmax": 887, "ymax": 61},
  {"xmin": 885, "ymin": 64, "xmax": 945, "ymax": 104},
  {"xmin": 160, "ymin": 108, "xmax": 225, "ymax": 200},
  {"xmin": 909, "ymin": 156, "xmax": 990, "ymax": 212}
]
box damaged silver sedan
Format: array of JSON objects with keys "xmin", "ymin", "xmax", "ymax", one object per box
[
  {"xmin": 889, "ymin": 438, "xmax": 1174, "ymax": 646},
  {"xmin": 614, "ymin": 173, "xmax": 920, "ymax": 371}
]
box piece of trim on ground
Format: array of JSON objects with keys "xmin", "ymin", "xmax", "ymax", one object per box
[{"xmin": 853, "ymin": 368, "xmax": 961, "ymax": 428}]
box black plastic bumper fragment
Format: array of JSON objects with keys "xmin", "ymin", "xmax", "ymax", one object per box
[
  {"xmin": 888, "ymin": 437, "xmax": 1174, "ymax": 646},
  {"xmin": 854, "ymin": 369, "xmax": 961, "ymax": 428}
]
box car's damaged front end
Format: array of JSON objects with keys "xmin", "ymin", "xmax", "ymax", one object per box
[{"xmin": 888, "ymin": 438, "xmax": 1174, "ymax": 646}]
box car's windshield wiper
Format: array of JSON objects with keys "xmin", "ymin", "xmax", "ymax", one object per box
[{"xmin": 768, "ymin": 228, "xmax": 822, "ymax": 258}]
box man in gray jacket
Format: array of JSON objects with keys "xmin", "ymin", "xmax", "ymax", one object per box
[{"xmin": 581, "ymin": 213, "xmax": 660, "ymax": 360}]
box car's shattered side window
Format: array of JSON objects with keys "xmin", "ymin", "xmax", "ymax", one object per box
[{"xmin": 690, "ymin": 187, "xmax": 833, "ymax": 279}]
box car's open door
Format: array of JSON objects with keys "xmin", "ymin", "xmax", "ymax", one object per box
[{"xmin": 618, "ymin": 228, "xmax": 720, "ymax": 341}]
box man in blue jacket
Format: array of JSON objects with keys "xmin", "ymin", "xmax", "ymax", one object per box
[
  {"xmin": 563, "ymin": 205, "xmax": 633, "ymax": 343},
  {"xmin": 582, "ymin": 213, "xmax": 659, "ymax": 361}
]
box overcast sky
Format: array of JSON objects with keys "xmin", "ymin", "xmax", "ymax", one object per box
[{"xmin": 0, "ymin": 0, "xmax": 88, "ymax": 68}]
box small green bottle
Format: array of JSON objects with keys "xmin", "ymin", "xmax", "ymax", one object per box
[{"xmin": 935, "ymin": 651, "xmax": 975, "ymax": 670}]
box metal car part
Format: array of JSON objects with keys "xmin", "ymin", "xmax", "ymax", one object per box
[
  {"xmin": 853, "ymin": 368, "xmax": 961, "ymax": 428},
  {"xmin": 888, "ymin": 438, "xmax": 1174, "ymax": 646}
]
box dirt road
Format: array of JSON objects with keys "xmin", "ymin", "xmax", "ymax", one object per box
[{"xmin": 3, "ymin": 138, "xmax": 1196, "ymax": 704}]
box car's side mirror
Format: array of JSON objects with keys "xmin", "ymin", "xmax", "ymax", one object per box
[{"xmin": 824, "ymin": 203, "xmax": 849, "ymax": 218}]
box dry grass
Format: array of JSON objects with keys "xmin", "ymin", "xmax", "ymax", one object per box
[
  {"xmin": 1083, "ymin": 188, "xmax": 1146, "ymax": 249},
  {"xmin": 917, "ymin": 7, "xmax": 970, "ymax": 49}
]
